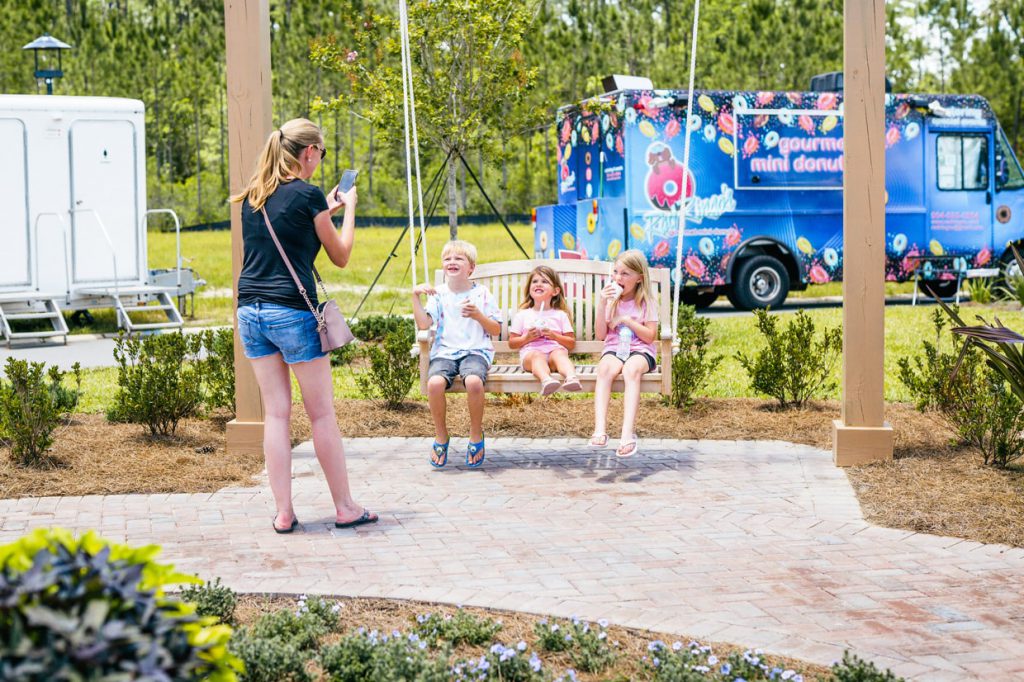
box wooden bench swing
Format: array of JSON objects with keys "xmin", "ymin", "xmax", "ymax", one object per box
[{"xmin": 416, "ymin": 259, "xmax": 673, "ymax": 396}]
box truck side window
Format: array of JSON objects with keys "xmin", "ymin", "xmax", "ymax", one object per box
[
  {"xmin": 937, "ymin": 134, "xmax": 988, "ymax": 191},
  {"xmin": 996, "ymin": 127, "xmax": 1024, "ymax": 191}
]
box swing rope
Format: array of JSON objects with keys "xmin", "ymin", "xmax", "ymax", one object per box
[
  {"xmin": 670, "ymin": 0, "xmax": 702, "ymax": 349},
  {"xmin": 398, "ymin": 0, "xmax": 429, "ymax": 288}
]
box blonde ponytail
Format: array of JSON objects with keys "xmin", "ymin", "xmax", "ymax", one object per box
[{"xmin": 230, "ymin": 118, "xmax": 323, "ymax": 211}]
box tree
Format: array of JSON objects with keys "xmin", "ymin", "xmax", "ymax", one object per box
[{"xmin": 313, "ymin": 0, "xmax": 542, "ymax": 238}]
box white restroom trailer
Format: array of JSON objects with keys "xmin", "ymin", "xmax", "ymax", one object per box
[{"xmin": 0, "ymin": 95, "xmax": 199, "ymax": 345}]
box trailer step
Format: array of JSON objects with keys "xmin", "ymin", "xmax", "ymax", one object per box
[
  {"xmin": 114, "ymin": 290, "xmax": 184, "ymax": 334},
  {"xmin": 0, "ymin": 297, "xmax": 69, "ymax": 347}
]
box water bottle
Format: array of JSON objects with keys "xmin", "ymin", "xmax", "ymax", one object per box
[{"xmin": 616, "ymin": 325, "xmax": 633, "ymax": 361}]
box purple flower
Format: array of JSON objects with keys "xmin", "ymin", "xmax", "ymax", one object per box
[
  {"xmin": 721, "ymin": 663, "xmax": 732, "ymax": 675},
  {"xmin": 530, "ymin": 652, "xmax": 542, "ymax": 672},
  {"xmin": 598, "ymin": 618, "xmax": 609, "ymax": 628},
  {"xmin": 517, "ymin": 641, "xmax": 527, "ymax": 651},
  {"xmin": 345, "ymin": 50, "xmax": 358, "ymax": 63}
]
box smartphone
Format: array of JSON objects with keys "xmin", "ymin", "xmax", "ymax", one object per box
[{"xmin": 336, "ymin": 169, "xmax": 359, "ymax": 197}]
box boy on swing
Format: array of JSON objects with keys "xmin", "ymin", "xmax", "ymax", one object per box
[{"xmin": 412, "ymin": 240, "xmax": 501, "ymax": 469}]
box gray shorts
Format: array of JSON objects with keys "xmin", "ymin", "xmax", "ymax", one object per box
[{"xmin": 428, "ymin": 354, "xmax": 490, "ymax": 389}]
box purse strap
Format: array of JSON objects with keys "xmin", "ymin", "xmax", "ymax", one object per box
[{"xmin": 260, "ymin": 207, "xmax": 330, "ymax": 323}]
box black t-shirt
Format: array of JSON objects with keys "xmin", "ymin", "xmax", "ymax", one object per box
[{"xmin": 238, "ymin": 179, "xmax": 329, "ymax": 311}]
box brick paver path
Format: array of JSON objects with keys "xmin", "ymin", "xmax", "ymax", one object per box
[{"xmin": 3, "ymin": 437, "xmax": 1023, "ymax": 680}]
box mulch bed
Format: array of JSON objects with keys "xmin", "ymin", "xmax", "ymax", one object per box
[
  {"xmin": 3, "ymin": 398, "xmax": 1021, "ymax": 548},
  {"xmin": 232, "ymin": 594, "xmax": 832, "ymax": 681}
]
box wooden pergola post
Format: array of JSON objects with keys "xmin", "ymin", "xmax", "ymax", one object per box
[
  {"xmin": 224, "ymin": 0, "xmax": 271, "ymax": 455},
  {"xmin": 833, "ymin": 0, "xmax": 894, "ymax": 466}
]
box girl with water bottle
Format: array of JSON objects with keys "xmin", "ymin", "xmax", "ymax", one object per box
[
  {"xmin": 508, "ymin": 265, "xmax": 582, "ymax": 396},
  {"xmin": 590, "ymin": 250, "xmax": 659, "ymax": 457}
]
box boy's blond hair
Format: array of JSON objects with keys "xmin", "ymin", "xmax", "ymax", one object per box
[{"xmin": 441, "ymin": 240, "xmax": 478, "ymax": 266}]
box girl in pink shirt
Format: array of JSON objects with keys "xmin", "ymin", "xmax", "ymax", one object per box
[
  {"xmin": 592, "ymin": 250, "xmax": 659, "ymax": 457},
  {"xmin": 509, "ymin": 266, "xmax": 582, "ymax": 396}
]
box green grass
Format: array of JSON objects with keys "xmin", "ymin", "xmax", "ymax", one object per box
[
  {"xmin": 789, "ymin": 281, "xmax": 917, "ymax": 298},
  {"xmin": 74, "ymin": 302, "xmax": 1024, "ymax": 413},
  {"xmin": 148, "ymin": 224, "xmax": 535, "ymax": 327}
]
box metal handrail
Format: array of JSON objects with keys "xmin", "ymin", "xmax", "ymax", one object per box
[
  {"xmin": 32, "ymin": 212, "xmax": 71, "ymax": 302},
  {"xmin": 142, "ymin": 208, "xmax": 183, "ymax": 288},
  {"xmin": 69, "ymin": 208, "xmax": 120, "ymax": 314}
]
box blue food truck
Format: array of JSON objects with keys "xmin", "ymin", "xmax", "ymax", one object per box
[{"xmin": 533, "ymin": 75, "xmax": 1024, "ymax": 309}]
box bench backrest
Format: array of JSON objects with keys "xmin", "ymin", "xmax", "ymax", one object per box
[{"xmin": 434, "ymin": 259, "xmax": 671, "ymax": 354}]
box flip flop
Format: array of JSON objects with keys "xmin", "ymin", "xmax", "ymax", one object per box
[
  {"xmin": 273, "ymin": 516, "xmax": 299, "ymax": 534},
  {"xmin": 466, "ymin": 437, "xmax": 486, "ymax": 467},
  {"xmin": 616, "ymin": 438, "xmax": 639, "ymax": 458},
  {"xmin": 430, "ymin": 440, "xmax": 450, "ymax": 468},
  {"xmin": 589, "ymin": 433, "xmax": 609, "ymax": 448},
  {"xmin": 335, "ymin": 509, "xmax": 379, "ymax": 529}
]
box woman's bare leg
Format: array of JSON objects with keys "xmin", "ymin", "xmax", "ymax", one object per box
[
  {"xmin": 291, "ymin": 356, "xmax": 368, "ymax": 524},
  {"xmin": 248, "ymin": 353, "xmax": 295, "ymax": 530}
]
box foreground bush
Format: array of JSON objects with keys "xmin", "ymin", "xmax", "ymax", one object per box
[
  {"xmin": 899, "ymin": 308, "xmax": 1024, "ymax": 468},
  {"xmin": 231, "ymin": 594, "xmax": 341, "ymax": 681},
  {"xmin": 735, "ymin": 309, "xmax": 842, "ymax": 408},
  {"xmin": 331, "ymin": 315, "xmax": 415, "ymax": 366},
  {"xmin": 0, "ymin": 358, "xmax": 81, "ymax": 467},
  {"xmin": 667, "ymin": 304, "xmax": 721, "ymax": 409},
  {"xmin": 0, "ymin": 528, "xmax": 240, "ymax": 681},
  {"xmin": 201, "ymin": 328, "xmax": 236, "ymax": 412},
  {"xmin": 356, "ymin": 326, "xmax": 418, "ymax": 409},
  {"xmin": 182, "ymin": 577, "xmax": 239, "ymax": 625},
  {"xmin": 109, "ymin": 331, "xmax": 206, "ymax": 435}
]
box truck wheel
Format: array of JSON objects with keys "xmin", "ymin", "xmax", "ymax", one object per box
[
  {"xmin": 917, "ymin": 279, "xmax": 959, "ymax": 299},
  {"xmin": 682, "ymin": 289, "xmax": 719, "ymax": 309},
  {"xmin": 727, "ymin": 255, "xmax": 790, "ymax": 310}
]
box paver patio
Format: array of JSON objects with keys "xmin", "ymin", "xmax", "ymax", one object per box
[{"xmin": 2, "ymin": 436, "xmax": 1022, "ymax": 680}]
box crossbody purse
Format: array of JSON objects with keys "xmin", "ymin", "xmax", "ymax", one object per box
[{"xmin": 260, "ymin": 207, "xmax": 355, "ymax": 352}]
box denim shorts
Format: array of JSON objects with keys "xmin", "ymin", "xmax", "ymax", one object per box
[
  {"xmin": 237, "ymin": 303, "xmax": 327, "ymax": 364},
  {"xmin": 428, "ymin": 354, "xmax": 490, "ymax": 389}
]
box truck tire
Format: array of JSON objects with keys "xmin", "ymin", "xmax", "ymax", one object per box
[
  {"xmin": 682, "ymin": 289, "xmax": 719, "ymax": 309},
  {"xmin": 727, "ymin": 255, "xmax": 790, "ymax": 310}
]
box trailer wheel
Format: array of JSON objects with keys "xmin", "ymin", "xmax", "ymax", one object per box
[
  {"xmin": 727, "ymin": 255, "xmax": 790, "ymax": 310},
  {"xmin": 916, "ymin": 279, "xmax": 959, "ymax": 299},
  {"xmin": 682, "ymin": 289, "xmax": 719, "ymax": 309}
]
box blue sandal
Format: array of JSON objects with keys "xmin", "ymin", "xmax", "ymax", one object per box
[
  {"xmin": 466, "ymin": 437, "xmax": 485, "ymax": 468},
  {"xmin": 430, "ymin": 440, "xmax": 450, "ymax": 468}
]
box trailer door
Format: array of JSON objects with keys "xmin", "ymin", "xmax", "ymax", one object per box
[
  {"xmin": 926, "ymin": 129, "xmax": 994, "ymax": 267},
  {"xmin": 0, "ymin": 119, "xmax": 31, "ymax": 288},
  {"xmin": 69, "ymin": 120, "xmax": 140, "ymax": 284}
]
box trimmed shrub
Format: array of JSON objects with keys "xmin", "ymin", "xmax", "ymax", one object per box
[
  {"xmin": 356, "ymin": 327, "xmax": 418, "ymax": 409},
  {"xmin": 230, "ymin": 633, "xmax": 311, "ymax": 682},
  {"xmin": 412, "ymin": 609, "xmax": 503, "ymax": 647},
  {"xmin": 831, "ymin": 651, "xmax": 905, "ymax": 681},
  {"xmin": 0, "ymin": 359, "xmax": 81, "ymax": 467},
  {"xmin": 202, "ymin": 328, "xmax": 236, "ymax": 412},
  {"xmin": 534, "ymin": 617, "xmax": 616, "ymax": 673},
  {"xmin": 666, "ymin": 304, "xmax": 721, "ymax": 409},
  {"xmin": 898, "ymin": 309, "xmax": 1024, "ymax": 468},
  {"xmin": 318, "ymin": 630, "xmax": 451, "ymax": 682},
  {"xmin": 331, "ymin": 315, "xmax": 414, "ymax": 366},
  {"xmin": 109, "ymin": 331, "xmax": 205, "ymax": 436},
  {"xmin": 0, "ymin": 528, "xmax": 241, "ymax": 681},
  {"xmin": 735, "ymin": 309, "xmax": 842, "ymax": 408},
  {"xmin": 181, "ymin": 576, "xmax": 238, "ymax": 625}
]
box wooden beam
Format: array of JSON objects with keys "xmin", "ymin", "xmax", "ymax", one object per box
[
  {"xmin": 833, "ymin": 0, "xmax": 893, "ymax": 466},
  {"xmin": 224, "ymin": 0, "xmax": 272, "ymax": 455}
]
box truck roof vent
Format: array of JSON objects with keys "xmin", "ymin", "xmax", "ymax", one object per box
[
  {"xmin": 809, "ymin": 71, "xmax": 892, "ymax": 93},
  {"xmin": 602, "ymin": 74, "xmax": 654, "ymax": 93}
]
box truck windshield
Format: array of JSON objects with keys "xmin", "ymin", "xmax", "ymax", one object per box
[{"xmin": 996, "ymin": 127, "xmax": 1024, "ymax": 191}]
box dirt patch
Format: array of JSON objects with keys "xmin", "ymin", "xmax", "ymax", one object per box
[
  {"xmin": 0, "ymin": 413, "xmax": 263, "ymax": 499},
  {"xmin": 232, "ymin": 594, "xmax": 832, "ymax": 681},
  {"xmin": 3, "ymin": 398, "xmax": 1021, "ymax": 548}
]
